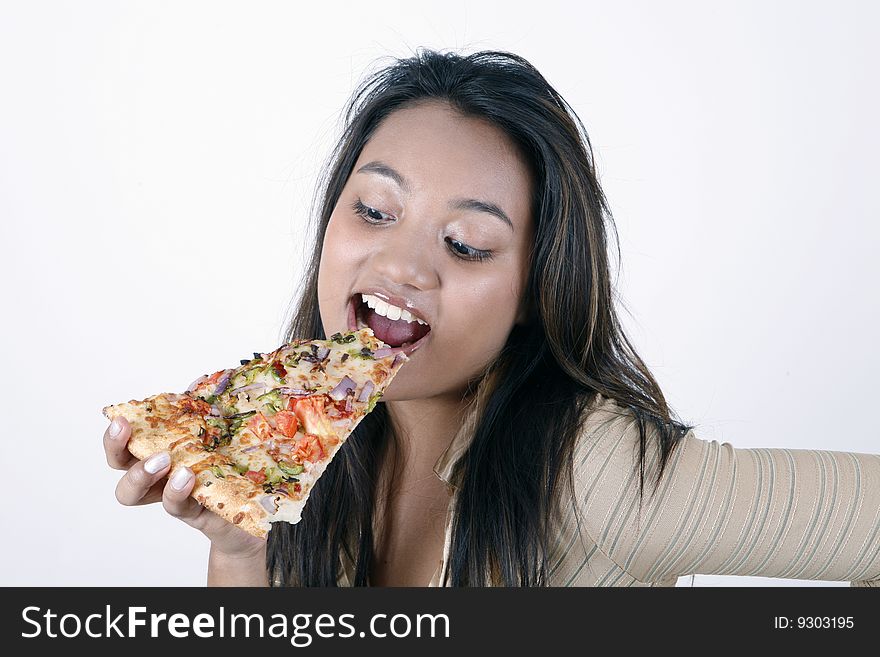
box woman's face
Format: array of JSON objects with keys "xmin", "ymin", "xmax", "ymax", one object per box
[{"xmin": 317, "ymin": 100, "xmax": 535, "ymax": 401}]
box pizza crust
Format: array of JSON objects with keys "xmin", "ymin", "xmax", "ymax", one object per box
[
  {"xmin": 190, "ymin": 467, "xmax": 272, "ymax": 539},
  {"xmin": 102, "ymin": 393, "xmax": 207, "ymax": 462}
]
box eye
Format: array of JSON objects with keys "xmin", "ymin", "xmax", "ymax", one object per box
[
  {"xmin": 352, "ymin": 197, "xmax": 494, "ymax": 263},
  {"xmin": 445, "ymin": 237, "xmax": 494, "ymax": 262},
  {"xmin": 350, "ymin": 199, "xmax": 392, "ymax": 224}
]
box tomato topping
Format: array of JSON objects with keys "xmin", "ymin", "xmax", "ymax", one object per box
[
  {"xmin": 205, "ymin": 369, "xmax": 226, "ymax": 385},
  {"xmin": 293, "ymin": 433, "xmax": 325, "ymax": 463},
  {"xmin": 245, "ymin": 470, "xmax": 266, "ymax": 484},
  {"xmin": 329, "ymin": 397, "xmax": 355, "ymax": 418},
  {"xmin": 246, "ymin": 412, "xmax": 273, "ymax": 440},
  {"xmin": 293, "ymin": 483, "xmax": 302, "ymax": 493},
  {"xmin": 290, "ymin": 396, "xmax": 335, "ymax": 436},
  {"xmin": 272, "ymin": 361, "xmax": 287, "ymax": 379},
  {"xmin": 274, "ymin": 410, "xmax": 299, "ymax": 438}
]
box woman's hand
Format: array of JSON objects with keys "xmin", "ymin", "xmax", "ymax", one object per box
[{"xmin": 103, "ymin": 415, "xmax": 267, "ymax": 561}]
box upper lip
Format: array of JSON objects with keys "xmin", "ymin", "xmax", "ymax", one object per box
[{"xmin": 353, "ymin": 287, "xmax": 432, "ymax": 327}]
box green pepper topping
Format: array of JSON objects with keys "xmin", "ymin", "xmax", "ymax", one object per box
[
  {"xmin": 264, "ymin": 466, "xmax": 283, "ymax": 485},
  {"xmin": 243, "ymin": 365, "xmax": 265, "ymax": 386},
  {"xmin": 210, "ymin": 465, "xmax": 225, "ymax": 479},
  {"xmin": 257, "ymin": 389, "xmax": 283, "ymax": 414},
  {"xmin": 270, "ymin": 360, "xmax": 287, "ymax": 383},
  {"xmin": 278, "ymin": 462, "xmax": 304, "ymax": 476},
  {"xmin": 366, "ymin": 390, "xmax": 384, "ymax": 413},
  {"xmin": 228, "ymin": 411, "xmax": 254, "ymax": 434},
  {"xmin": 206, "ymin": 417, "xmax": 229, "ymax": 431}
]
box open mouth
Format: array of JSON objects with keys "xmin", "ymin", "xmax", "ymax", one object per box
[{"xmin": 347, "ymin": 294, "xmax": 432, "ymax": 356}]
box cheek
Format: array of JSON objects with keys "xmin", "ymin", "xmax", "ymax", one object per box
[
  {"xmin": 322, "ymin": 214, "xmax": 349, "ymax": 260},
  {"xmin": 317, "ymin": 218, "xmax": 357, "ymax": 319},
  {"xmin": 439, "ymin": 282, "xmax": 521, "ymax": 350},
  {"xmin": 412, "ymin": 295, "xmax": 514, "ymax": 392},
  {"xmin": 320, "ymin": 217, "xmax": 363, "ymax": 283}
]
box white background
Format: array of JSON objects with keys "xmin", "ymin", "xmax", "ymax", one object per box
[{"xmin": 1, "ymin": 0, "xmax": 877, "ymax": 586}]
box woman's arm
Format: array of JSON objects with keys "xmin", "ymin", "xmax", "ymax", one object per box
[
  {"xmin": 574, "ymin": 404, "xmax": 880, "ymax": 585},
  {"xmin": 207, "ymin": 543, "xmax": 269, "ymax": 586}
]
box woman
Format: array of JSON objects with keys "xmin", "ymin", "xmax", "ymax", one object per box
[{"xmin": 103, "ymin": 48, "xmax": 880, "ymax": 587}]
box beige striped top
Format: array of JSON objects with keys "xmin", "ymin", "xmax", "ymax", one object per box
[{"xmin": 336, "ymin": 392, "xmax": 880, "ymax": 587}]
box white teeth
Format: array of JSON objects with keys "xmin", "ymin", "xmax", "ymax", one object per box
[{"xmin": 361, "ymin": 293, "xmax": 428, "ymax": 325}]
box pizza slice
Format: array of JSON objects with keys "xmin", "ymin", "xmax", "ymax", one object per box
[{"xmin": 102, "ymin": 327, "xmax": 407, "ymax": 538}]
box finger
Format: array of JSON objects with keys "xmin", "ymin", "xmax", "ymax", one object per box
[
  {"xmin": 161, "ymin": 467, "xmax": 209, "ymax": 530},
  {"xmin": 104, "ymin": 417, "xmax": 138, "ymax": 471},
  {"xmin": 132, "ymin": 478, "xmax": 168, "ymax": 506},
  {"xmin": 114, "ymin": 451, "xmax": 171, "ymax": 506}
]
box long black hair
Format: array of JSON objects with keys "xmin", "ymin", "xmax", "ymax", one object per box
[{"xmin": 267, "ymin": 48, "xmax": 694, "ymax": 586}]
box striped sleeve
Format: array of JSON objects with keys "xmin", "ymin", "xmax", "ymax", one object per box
[{"xmin": 572, "ymin": 405, "xmax": 880, "ymax": 585}]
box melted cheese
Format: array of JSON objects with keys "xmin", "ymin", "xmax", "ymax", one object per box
[{"xmin": 196, "ymin": 329, "xmax": 405, "ymax": 522}]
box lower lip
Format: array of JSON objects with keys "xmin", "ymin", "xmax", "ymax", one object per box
[{"xmin": 347, "ymin": 295, "xmax": 431, "ymax": 358}]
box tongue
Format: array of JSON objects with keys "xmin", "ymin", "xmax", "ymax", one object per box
[{"xmin": 364, "ymin": 307, "xmax": 430, "ymax": 347}]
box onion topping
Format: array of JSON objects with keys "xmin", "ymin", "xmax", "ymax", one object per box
[
  {"xmin": 209, "ymin": 404, "xmax": 222, "ymax": 417},
  {"xmin": 328, "ymin": 376, "xmax": 357, "ymax": 401},
  {"xmin": 259, "ymin": 495, "xmax": 278, "ymax": 514},
  {"xmin": 357, "ymin": 380, "xmax": 375, "ymax": 403},
  {"xmin": 214, "ymin": 370, "xmax": 233, "ymax": 396},
  {"xmin": 315, "ymin": 346, "xmax": 330, "ymax": 361},
  {"xmin": 241, "ymin": 445, "xmax": 260, "ymax": 453},
  {"xmin": 230, "ymin": 382, "xmax": 266, "ymax": 395},
  {"xmin": 372, "ymin": 348, "xmax": 395, "ymax": 359}
]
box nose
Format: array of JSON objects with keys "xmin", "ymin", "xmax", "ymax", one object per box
[{"xmin": 369, "ymin": 219, "xmax": 439, "ymax": 291}]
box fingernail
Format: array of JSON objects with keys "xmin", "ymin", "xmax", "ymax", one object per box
[
  {"xmin": 109, "ymin": 418, "xmax": 123, "ymax": 438},
  {"xmin": 170, "ymin": 467, "xmax": 193, "ymax": 491},
  {"xmin": 144, "ymin": 452, "xmax": 171, "ymax": 474}
]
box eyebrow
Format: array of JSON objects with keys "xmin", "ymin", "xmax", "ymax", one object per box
[{"xmin": 355, "ymin": 160, "xmax": 514, "ymax": 231}]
